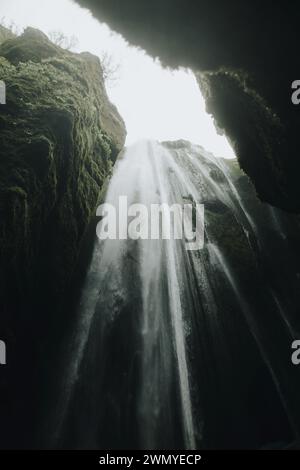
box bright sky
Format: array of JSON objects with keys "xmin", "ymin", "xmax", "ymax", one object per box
[{"xmin": 0, "ymin": 0, "xmax": 235, "ymax": 158}]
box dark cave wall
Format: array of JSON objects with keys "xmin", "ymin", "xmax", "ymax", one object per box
[
  {"xmin": 0, "ymin": 27, "xmax": 126, "ymax": 321},
  {"xmin": 0, "ymin": 27, "xmax": 126, "ymax": 446},
  {"xmin": 76, "ymin": 0, "xmax": 300, "ymax": 211}
]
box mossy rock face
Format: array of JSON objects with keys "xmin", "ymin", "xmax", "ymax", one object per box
[
  {"xmin": 0, "ymin": 25, "xmax": 15, "ymax": 45},
  {"xmin": 0, "ymin": 28, "xmax": 62, "ymax": 64},
  {"xmin": 0, "ymin": 27, "xmax": 126, "ymax": 330},
  {"xmin": 196, "ymin": 70, "xmax": 289, "ymax": 210}
]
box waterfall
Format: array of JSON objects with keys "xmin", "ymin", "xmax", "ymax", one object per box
[{"xmin": 46, "ymin": 139, "xmax": 300, "ymax": 450}]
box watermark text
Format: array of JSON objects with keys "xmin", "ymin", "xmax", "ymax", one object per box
[
  {"xmin": 0, "ymin": 340, "xmax": 6, "ymax": 365},
  {"xmin": 0, "ymin": 80, "xmax": 6, "ymax": 105},
  {"xmin": 96, "ymin": 196, "xmax": 204, "ymax": 251}
]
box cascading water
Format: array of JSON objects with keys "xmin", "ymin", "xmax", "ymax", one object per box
[
  {"xmin": 45, "ymin": 139, "xmax": 300, "ymax": 450},
  {"xmin": 52, "ymin": 141, "xmax": 202, "ymax": 449}
]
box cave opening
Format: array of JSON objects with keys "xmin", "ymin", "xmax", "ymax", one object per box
[
  {"xmin": 1, "ymin": 0, "xmax": 299, "ymax": 452},
  {"xmin": 0, "ymin": 0, "xmax": 235, "ymax": 159}
]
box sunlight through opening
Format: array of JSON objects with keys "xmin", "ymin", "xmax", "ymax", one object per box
[{"xmin": 0, "ymin": 0, "xmax": 236, "ymax": 159}]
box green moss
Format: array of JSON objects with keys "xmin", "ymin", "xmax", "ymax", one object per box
[
  {"xmin": 0, "ymin": 25, "xmax": 15, "ymax": 45},
  {"xmin": 0, "ymin": 27, "xmax": 126, "ymax": 316}
]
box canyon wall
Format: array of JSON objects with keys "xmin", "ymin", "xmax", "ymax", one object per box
[{"xmin": 0, "ymin": 26, "xmax": 126, "ymax": 447}]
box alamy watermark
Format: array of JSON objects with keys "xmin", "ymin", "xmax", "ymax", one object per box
[
  {"xmin": 1, "ymin": 82, "xmax": 9, "ymax": 365},
  {"xmin": 0, "ymin": 340, "xmax": 6, "ymax": 365},
  {"xmin": 96, "ymin": 196, "xmax": 205, "ymax": 251},
  {"xmin": 0, "ymin": 80, "xmax": 6, "ymax": 105},
  {"xmin": 291, "ymin": 80, "xmax": 300, "ymax": 105},
  {"xmin": 291, "ymin": 340, "xmax": 300, "ymax": 365}
]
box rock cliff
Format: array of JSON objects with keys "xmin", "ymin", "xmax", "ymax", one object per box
[{"xmin": 0, "ymin": 26, "xmax": 126, "ymax": 447}]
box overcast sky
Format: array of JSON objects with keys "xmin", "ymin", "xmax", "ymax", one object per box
[{"xmin": 0, "ymin": 0, "xmax": 235, "ymax": 158}]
